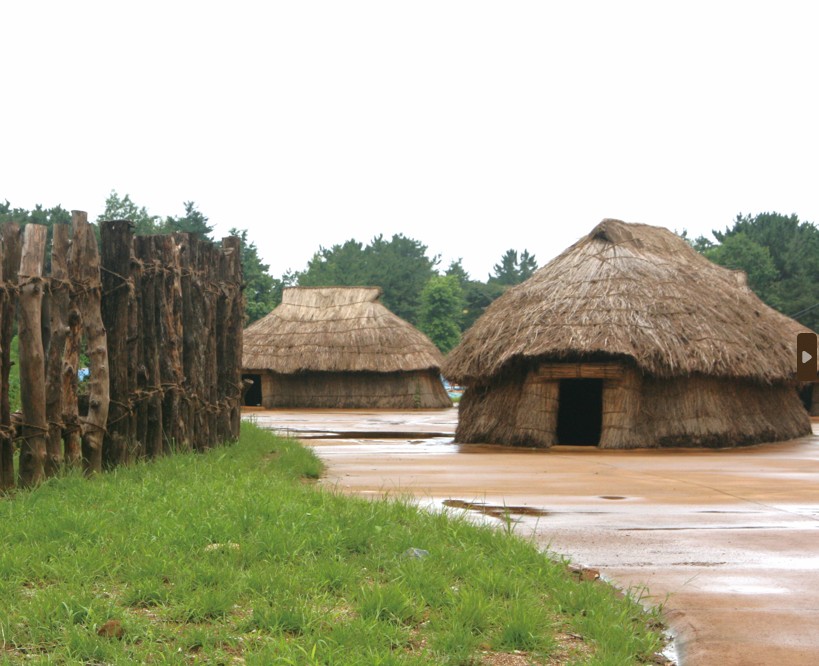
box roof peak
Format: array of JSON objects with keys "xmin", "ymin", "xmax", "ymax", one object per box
[
  {"xmin": 590, "ymin": 218, "xmax": 637, "ymax": 245},
  {"xmin": 282, "ymin": 286, "xmax": 382, "ymax": 307}
]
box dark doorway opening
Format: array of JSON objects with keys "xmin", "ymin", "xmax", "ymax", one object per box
[
  {"xmin": 557, "ymin": 378, "xmax": 603, "ymax": 445},
  {"xmin": 243, "ymin": 374, "xmax": 262, "ymax": 406},
  {"xmin": 799, "ymin": 384, "xmax": 814, "ymax": 413}
]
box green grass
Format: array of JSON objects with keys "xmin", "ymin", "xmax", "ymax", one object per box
[{"xmin": 0, "ymin": 423, "xmax": 666, "ymax": 664}]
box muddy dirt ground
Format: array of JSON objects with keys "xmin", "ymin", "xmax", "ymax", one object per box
[{"xmin": 246, "ymin": 408, "xmax": 819, "ymax": 666}]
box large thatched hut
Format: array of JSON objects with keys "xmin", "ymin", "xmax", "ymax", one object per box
[
  {"xmin": 242, "ymin": 286, "xmax": 451, "ymax": 408},
  {"xmin": 443, "ymin": 219, "xmax": 812, "ymax": 448}
]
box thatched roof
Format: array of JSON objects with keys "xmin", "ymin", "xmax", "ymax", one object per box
[
  {"xmin": 243, "ymin": 286, "xmax": 445, "ymax": 374},
  {"xmin": 444, "ymin": 219, "xmax": 810, "ymax": 384}
]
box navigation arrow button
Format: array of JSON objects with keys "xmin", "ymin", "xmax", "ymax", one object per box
[{"xmin": 797, "ymin": 332, "xmax": 818, "ymax": 382}]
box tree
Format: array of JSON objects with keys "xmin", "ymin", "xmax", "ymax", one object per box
[
  {"xmin": 300, "ymin": 239, "xmax": 369, "ymax": 287},
  {"xmin": 0, "ymin": 201, "xmax": 72, "ymax": 271},
  {"xmin": 229, "ymin": 228, "xmax": 285, "ymax": 325},
  {"xmin": 164, "ymin": 201, "xmax": 214, "ymax": 238},
  {"xmin": 489, "ymin": 249, "xmax": 538, "ymax": 286},
  {"xmin": 299, "ymin": 234, "xmax": 438, "ymax": 324},
  {"xmin": 417, "ymin": 275, "xmax": 464, "ymax": 353},
  {"xmin": 0, "ymin": 201, "xmax": 71, "ymax": 228},
  {"xmin": 445, "ymin": 259, "xmax": 504, "ymax": 332},
  {"xmin": 365, "ymin": 234, "xmax": 439, "ymax": 323},
  {"xmin": 701, "ymin": 212, "xmax": 819, "ymax": 331},
  {"xmin": 518, "ymin": 250, "xmax": 538, "ymax": 281},
  {"xmin": 98, "ymin": 191, "xmax": 161, "ymax": 235},
  {"xmin": 679, "ymin": 228, "xmax": 715, "ymax": 253},
  {"xmin": 704, "ymin": 232, "xmax": 779, "ymax": 305}
]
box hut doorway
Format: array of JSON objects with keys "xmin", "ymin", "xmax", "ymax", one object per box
[
  {"xmin": 799, "ymin": 383, "xmax": 819, "ymax": 416},
  {"xmin": 557, "ymin": 378, "xmax": 603, "ymax": 445},
  {"xmin": 242, "ymin": 373, "xmax": 262, "ymax": 407}
]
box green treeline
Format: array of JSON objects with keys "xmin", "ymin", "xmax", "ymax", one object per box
[
  {"xmin": 3, "ymin": 195, "xmax": 817, "ymax": 351},
  {"xmin": 687, "ymin": 212, "xmax": 819, "ymax": 332},
  {"xmin": 0, "ymin": 192, "xmax": 538, "ymax": 353}
]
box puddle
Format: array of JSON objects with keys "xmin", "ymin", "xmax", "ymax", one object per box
[
  {"xmin": 310, "ymin": 438, "xmax": 458, "ymax": 456},
  {"xmin": 442, "ymin": 499, "xmax": 549, "ymax": 518},
  {"xmin": 275, "ymin": 429, "xmax": 453, "ymax": 440},
  {"xmin": 698, "ymin": 576, "xmax": 789, "ymax": 595},
  {"xmin": 620, "ymin": 525, "xmax": 789, "ymax": 531}
]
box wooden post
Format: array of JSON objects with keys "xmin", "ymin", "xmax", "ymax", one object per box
[
  {"xmin": 69, "ymin": 211, "xmax": 110, "ymax": 475},
  {"xmin": 0, "ymin": 228, "xmax": 5, "ymax": 487},
  {"xmin": 101, "ymin": 220, "xmax": 135, "ymax": 467},
  {"xmin": 158, "ymin": 235, "xmax": 185, "ymax": 450},
  {"xmin": 231, "ymin": 236, "xmax": 244, "ymax": 440},
  {"xmin": 129, "ymin": 237, "xmax": 144, "ymax": 459},
  {"xmin": 217, "ymin": 236, "xmax": 244, "ymax": 440},
  {"xmin": 176, "ymin": 233, "xmax": 199, "ymax": 449},
  {"xmin": 0, "ymin": 223, "xmax": 22, "ymax": 489},
  {"xmin": 17, "ymin": 224, "xmax": 48, "ymax": 487},
  {"xmin": 45, "ymin": 224, "xmax": 70, "ymax": 476},
  {"xmin": 193, "ymin": 241, "xmax": 207, "ymax": 448},
  {"xmin": 134, "ymin": 236, "xmax": 162, "ymax": 457},
  {"xmin": 62, "ymin": 233, "xmax": 82, "ymax": 469},
  {"xmin": 190, "ymin": 236, "xmax": 207, "ymax": 450},
  {"xmin": 202, "ymin": 242, "xmax": 219, "ymax": 448}
]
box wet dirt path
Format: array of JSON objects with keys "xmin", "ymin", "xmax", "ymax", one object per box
[{"xmin": 247, "ymin": 408, "xmax": 819, "ymax": 666}]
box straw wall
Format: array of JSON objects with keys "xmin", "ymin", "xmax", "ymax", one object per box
[
  {"xmin": 455, "ymin": 360, "xmax": 810, "ymax": 449},
  {"xmin": 598, "ymin": 365, "xmax": 642, "ymax": 448},
  {"xmin": 633, "ymin": 375, "xmax": 810, "ymax": 448},
  {"xmin": 455, "ymin": 364, "xmax": 555, "ymax": 447},
  {"xmin": 259, "ymin": 369, "xmax": 451, "ymax": 409}
]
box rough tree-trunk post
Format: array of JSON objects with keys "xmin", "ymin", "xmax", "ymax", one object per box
[
  {"xmin": 188, "ymin": 236, "xmax": 207, "ymax": 449},
  {"xmin": 202, "ymin": 242, "xmax": 219, "ymax": 448},
  {"xmin": 70, "ymin": 211, "xmax": 110, "ymax": 475},
  {"xmin": 0, "ymin": 223, "xmax": 22, "ymax": 489},
  {"xmin": 158, "ymin": 235, "xmax": 185, "ymax": 450},
  {"xmin": 45, "ymin": 224, "xmax": 71, "ymax": 476},
  {"xmin": 222, "ymin": 236, "xmax": 243, "ymax": 440},
  {"xmin": 101, "ymin": 220, "xmax": 135, "ymax": 467},
  {"xmin": 134, "ymin": 236, "xmax": 162, "ymax": 458},
  {"xmin": 0, "ymin": 230, "xmax": 5, "ymax": 487},
  {"xmin": 62, "ymin": 241, "xmax": 82, "ymax": 468},
  {"xmin": 170, "ymin": 237, "xmax": 186, "ymax": 448},
  {"xmin": 185, "ymin": 238, "xmax": 211, "ymax": 449},
  {"xmin": 230, "ymin": 236, "xmax": 244, "ymax": 440},
  {"xmin": 17, "ymin": 224, "xmax": 48, "ymax": 487},
  {"xmin": 175, "ymin": 234, "xmax": 200, "ymax": 449},
  {"xmin": 129, "ymin": 238, "xmax": 144, "ymax": 458},
  {"xmin": 215, "ymin": 249, "xmax": 229, "ymax": 443}
]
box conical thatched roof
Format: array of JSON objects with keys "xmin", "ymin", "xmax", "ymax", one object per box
[
  {"xmin": 444, "ymin": 219, "xmax": 809, "ymax": 384},
  {"xmin": 243, "ymin": 286, "xmax": 444, "ymax": 374}
]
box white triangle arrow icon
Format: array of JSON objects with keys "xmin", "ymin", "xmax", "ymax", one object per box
[{"xmin": 802, "ymin": 350, "xmax": 813, "ymax": 364}]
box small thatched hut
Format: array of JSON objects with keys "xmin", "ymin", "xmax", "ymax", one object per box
[
  {"xmin": 242, "ymin": 286, "xmax": 451, "ymax": 408},
  {"xmin": 443, "ymin": 219, "xmax": 812, "ymax": 448}
]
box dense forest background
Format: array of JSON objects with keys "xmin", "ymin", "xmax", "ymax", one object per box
[{"xmin": 2, "ymin": 194, "xmax": 817, "ymax": 352}]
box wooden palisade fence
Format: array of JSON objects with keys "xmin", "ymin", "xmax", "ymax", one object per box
[{"xmin": 0, "ymin": 211, "xmax": 243, "ymax": 489}]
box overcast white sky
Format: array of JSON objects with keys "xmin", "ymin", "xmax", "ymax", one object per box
[{"xmin": 3, "ymin": 1, "xmax": 817, "ymax": 280}]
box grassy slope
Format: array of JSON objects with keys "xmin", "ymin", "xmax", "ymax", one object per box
[{"xmin": 0, "ymin": 424, "xmax": 664, "ymax": 665}]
